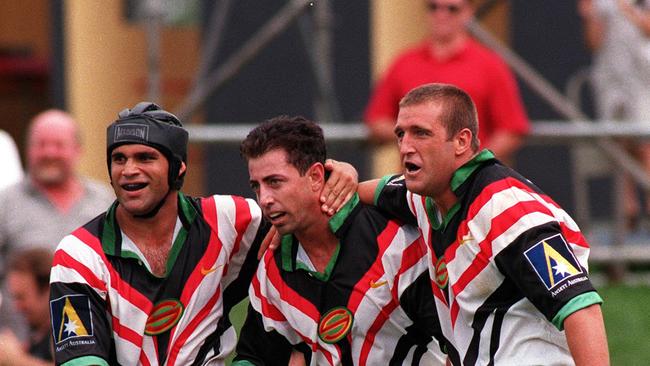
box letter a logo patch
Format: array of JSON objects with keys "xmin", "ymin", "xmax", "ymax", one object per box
[
  {"xmin": 524, "ymin": 234, "xmax": 583, "ymax": 290},
  {"xmin": 50, "ymin": 294, "xmax": 93, "ymax": 344}
]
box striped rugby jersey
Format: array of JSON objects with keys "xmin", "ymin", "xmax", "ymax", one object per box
[
  {"xmin": 374, "ymin": 150, "xmax": 603, "ymax": 366},
  {"xmin": 49, "ymin": 192, "xmax": 267, "ymax": 366},
  {"xmin": 234, "ymin": 195, "xmax": 446, "ymax": 366}
]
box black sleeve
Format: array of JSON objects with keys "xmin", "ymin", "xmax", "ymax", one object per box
[
  {"xmin": 494, "ymin": 222, "xmax": 597, "ymax": 322},
  {"xmin": 375, "ymin": 175, "xmax": 418, "ymax": 226},
  {"xmin": 233, "ymin": 303, "xmax": 294, "ymax": 366},
  {"xmin": 50, "ymin": 281, "xmax": 115, "ymax": 365},
  {"xmin": 400, "ymin": 271, "xmax": 445, "ymax": 351}
]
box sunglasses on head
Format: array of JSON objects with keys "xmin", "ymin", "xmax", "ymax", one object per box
[{"xmin": 426, "ymin": 2, "xmax": 463, "ymax": 14}]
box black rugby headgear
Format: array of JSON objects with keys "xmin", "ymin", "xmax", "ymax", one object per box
[{"xmin": 107, "ymin": 102, "xmax": 189, "ymax": 190}]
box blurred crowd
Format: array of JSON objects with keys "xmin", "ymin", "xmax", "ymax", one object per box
[
  {"xmin": 0, "ymin": 0, "xmax": 648, "ymax": 364},
  {"xmin": 0, "ymin": 110, "xmax": 113, "ymax": 365}
]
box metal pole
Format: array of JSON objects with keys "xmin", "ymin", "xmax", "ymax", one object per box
[
  {"xmin": 298, "ymin": 0, "xmax": 342, "ymax": 122},
  {"xmin": 144, "ymin": 0, "xmax": 164, "ymax": 102},
  {"xmin": 468, "ymin": 20, "xmax": 650, "ymax": 191},
  {"xmin": 175, "ymin": 0, "xmax": 314, "ymax": 122},
  {"xmin": 193, "ymin": 0, "xmax": 232, "ymax": 85}
]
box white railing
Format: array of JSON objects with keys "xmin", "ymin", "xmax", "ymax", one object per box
[{"xmin": 187, "ymin": 120, "xmax": 650, "ymax": 265}]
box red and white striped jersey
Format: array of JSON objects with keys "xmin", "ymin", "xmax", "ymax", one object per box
[
  {"xmin": 234, "ymin": 196, "xmax": 446, "ymax": 365},
  {"xmin": 375, "ymin": 150, "xmax": 602, "ymax": 365},
  {"xmin": 50, "ymin": 193, "xmax": 267, "ymax": 366}
]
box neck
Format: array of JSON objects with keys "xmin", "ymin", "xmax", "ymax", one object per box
[
  {"xmin": 294, "ymin": 213, "xmax": 338, "ymax": 273},
  {"xmin": 33, "ymin": 176, "xmax": 83, "ymax": 213},
  {"xmin": 433, "ymin": 151, "xmax": 478, "ymax": 215},
  {"xmin": 116, "ymin": 193, "xmax": 179, "ymax": 277},
  {"xmin": 116, "ymin": 193, "xmax": 178, "ymax": 244},
  {"xmin": 430, "ymin": 32, "xmax": 468, "ymax": 60},
  {"xmin": 433, "ymin": 189, "xmax": 458, "ymax": 217}
]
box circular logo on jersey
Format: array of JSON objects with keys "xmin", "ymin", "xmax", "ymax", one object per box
[
  {"xmin": 145, "ymin": 299, "xmax": 184, "ymax": 336},
  {"xmin": 435, "ymin": 257, "xmax": 449, "ymax": 289},
  {"xmin": 318, "ymin": 307, "xmax": 354, "ymax": 344}
]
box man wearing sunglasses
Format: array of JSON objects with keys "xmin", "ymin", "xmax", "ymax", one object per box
[{"xmin": 365, "ymin": 0, "xmax": 529, "ymax": 171}]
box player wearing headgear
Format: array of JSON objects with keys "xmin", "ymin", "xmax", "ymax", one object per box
[{"xmin": 49, "ymin": 102, "xmax": 269, "ymax": 365}]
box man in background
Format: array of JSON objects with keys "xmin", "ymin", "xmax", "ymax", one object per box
[
  {"xmin": 0, "ymin": 110, "xmax": 114, "ymax": 340},
  {"xmin": 578, "ymin": 0, "xmax": 650, "ymax": 230},
  {"xmin": 0, "ymin": 248, "xmax": 54, "ymax": 365},
  {"xmin": 0, "ymin": 129, "xmax": 23, "ymax": 191},
  {"xmin": 365, "ymin": 0, "xmax": 529, "ymax": 175}
]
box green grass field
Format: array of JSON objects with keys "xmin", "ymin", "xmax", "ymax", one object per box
[
  {"xmin": 599, "ymin": 284, "xmax": 650, "ymax": 365},
  {"xmin": 226, "ymin": 284, "xmax": 650, "ymax": 365}
]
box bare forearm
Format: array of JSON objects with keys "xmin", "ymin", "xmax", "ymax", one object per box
[
  {"xmin": 564, "ymin": 304, "xmax": 610, "ymax": 366},
  {"xmin": 578, "ymin": 0, "xmax": 605, "ymax": 50},
  {"xmin": 484, "ymin": 131, "xmax": 525, "ymax": 165},
  {"xmin": 358, "ymin": 179, "xmax": 381, "ymax": 205},
  {"xmin": 367, "ymin": 118, "xmax": 397, "ymax": 144}
]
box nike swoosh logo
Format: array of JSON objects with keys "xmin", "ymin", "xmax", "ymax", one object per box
[
  {"xmin": 459, "ymin": 235, "xmax": 474, "ymax": 245},
  {"xmin": 369, "ymin": 279, "xmax": 388, "ymax": 288},
  {"xmin": 200, "ymin": 264, "xmax": 224, "ymax": 276}
]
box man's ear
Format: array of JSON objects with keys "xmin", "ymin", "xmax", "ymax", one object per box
[
  {"xmin": 454, "ymin": 128, "xmax": 473, "ymax": 156},
  {"xmin": 307, "ymin": 162, "xmax": 325, "ymax": 192},
  {"xmin": 179, "ymin": 161, "xmax": 187, "ymax": 176}
]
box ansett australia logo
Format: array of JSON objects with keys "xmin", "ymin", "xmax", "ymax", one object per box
[
  {"xmin": 318, "ymin": 307, "xmax": 354, "ymax": 344},
  {"xmin": 50, "ymin": 295, "xmax": 93, "ymax": 344},
  {"xmin": 524, "ymin": 234, "xmax": 584, "ymax": 291}
]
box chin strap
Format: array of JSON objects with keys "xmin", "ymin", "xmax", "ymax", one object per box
[{"xmin": 133, "ymin": 188, "xmax": 173, "ymax": 219}]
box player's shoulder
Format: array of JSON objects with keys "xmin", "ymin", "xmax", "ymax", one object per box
[
  {"xmin": 55, "ymin": 219, "xmax": 108, "ymax": 270},
  {"xmin": 200, "ymin": 194, "xmax": 261, "ymax": 214},
  {"xmin": 197, "ymin": 194, "xmax": 263, "ymax": 234},
  {"xmin": 351, "ymin": 203, "xmax": 418, "ymax": 236}
]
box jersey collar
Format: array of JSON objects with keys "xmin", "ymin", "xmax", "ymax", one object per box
[
  {"xmin": 425, "ymin": 149, "xmax": 495, "ymax": 231},
  {"xmin": 101, "ymin": 192, "xmax": 198, "ymax": 277},
  {"xmin": 279, "ymin": 193, "xmax": 360, "ymax": 280},
  {"xmin": 450, "ymin": 149, "xmax": 495, "ymax": 193}
]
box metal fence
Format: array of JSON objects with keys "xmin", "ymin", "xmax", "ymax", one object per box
[{"xmin": 187, "ymin": 120, "xmax": 650, "ymax": 266}]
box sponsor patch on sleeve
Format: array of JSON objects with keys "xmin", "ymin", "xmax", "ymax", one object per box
[
  {"xmin": 50, "ymin": 294, "xmax": 94, "ymax": 344},
  {"xmin": 524, "ymin": 234, "xmax": 584, "ymax": 292}
]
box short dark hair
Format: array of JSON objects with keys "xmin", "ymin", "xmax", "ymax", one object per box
[
  {"xmin": 8, "ymin": 248, "xmax": 53, "ymax": 291},
  {"xmin": 240, "ymin": 115, "xmax": 326, "ymax": 175},
  {"xmin": 399, "ymin": 83, "xmax": 480, "ymax": 152}
]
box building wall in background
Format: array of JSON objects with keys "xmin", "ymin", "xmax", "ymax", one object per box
[
  {"xmin": 0, "ymin": 0, "xmax": 50, "ymax": 162},
  {"xmin": 201, "ymin": 0, "xmax": 370, "ymax": 197},
  {"xmin": 63, "ymin": 0, "xmax": 202, "ymax": 193}
]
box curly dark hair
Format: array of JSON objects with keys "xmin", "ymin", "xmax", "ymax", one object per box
[{"xmin": 240, "ymin": 115, "xmax": 326, "ymax": 175}]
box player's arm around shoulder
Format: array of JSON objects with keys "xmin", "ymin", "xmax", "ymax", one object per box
[{"xmin": 564, "ymin": 303, "xmax": 610, "ymax": 366}]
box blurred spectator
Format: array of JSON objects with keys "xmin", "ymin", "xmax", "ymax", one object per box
[
  {"xmin": 0, "ymin": 248, "xmax": 53, "ymax": 365},
  {"xmin": 578, "ymin": 0, "xmax": 650, "ymax": 227},
  {"xmin": 0, "ymin": 110, "xmax": 114, "ymax": 340},
  {"xmin": 365, "ymin": 0, "xmax": 529, "ymax": 175},
  {"xmin": 0, "ymin": 129, "xmax": 23, "ymax": 191}
]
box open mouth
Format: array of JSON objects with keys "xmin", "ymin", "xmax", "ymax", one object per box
[
  {"xmin": 122, "ymin": 183, "xmax": 148, "ymax": 191},
  {"xmin": 404, "ymin": 162, "xmax": 421, "ymax": 174},
  {"xmin": 266, "ymin": 211, "xmax": 286, "ymax": 223}
]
